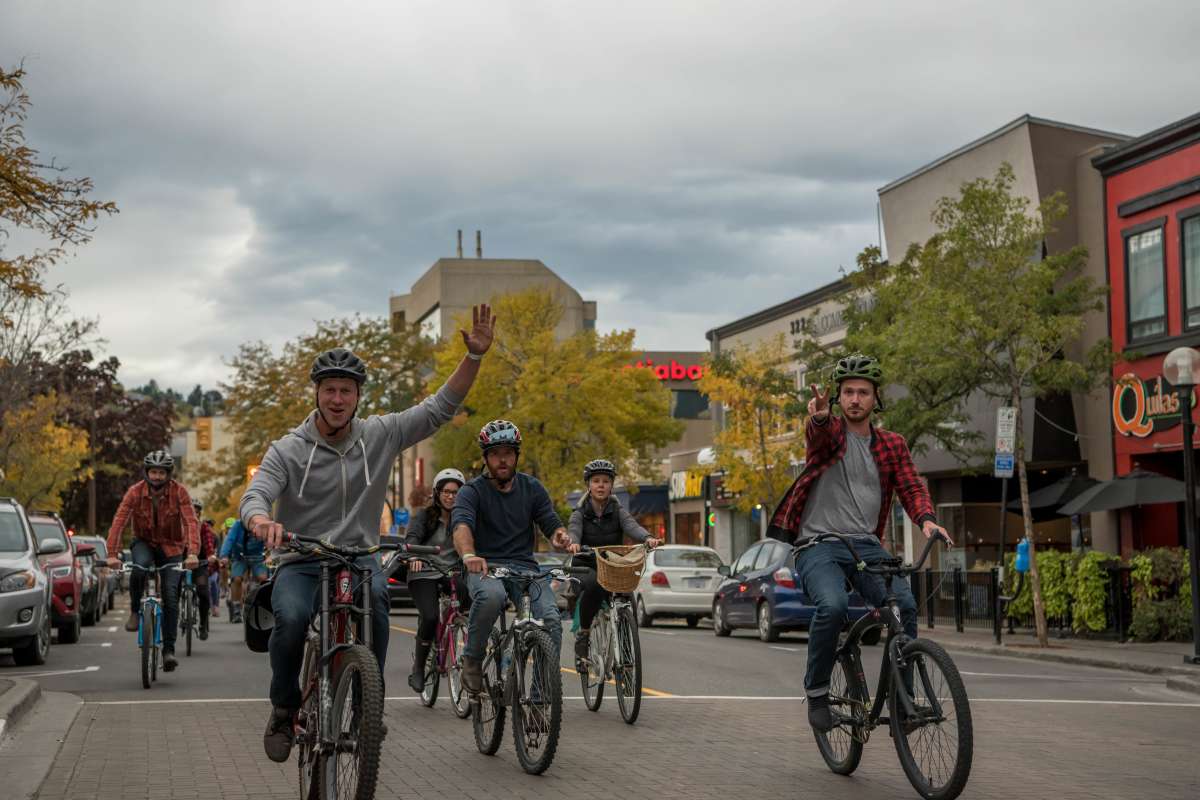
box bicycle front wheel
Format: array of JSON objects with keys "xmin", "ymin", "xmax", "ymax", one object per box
[
  {"xmin": 512, "ymin": 628, "xmax": 562, "ymax": 774},
  {"xmin": 580, "ymin": 615, "xmax": 607, "ymax": 712},
  {"xmin": 889, "ymin": 639, "xmax": 973, "ymax": 800},
  {"xmin": 323, "ymin": 645, "xmax": 385, "ymax": 800},
  {"xmin": 184, "ymin": 592, "xmax": 194, "ymax": 656},
  {"xmin": 140, "ymin": 610, "xmax": 152, "ymax": 689},
  {"xmin": 420, "ymin": 646, "xmax": 439, "ymax": 708},
  {"xmin": 614, "ymin": 607, "xmax": 642, "ymax": 724},
  {"xmin": 472, "ymin": 629, "xmax": 505, "ymax": 755},
  {"xmin": 448, "ymin": 620, "xmax": 471, "ymax": 719},
  {"xmin": 814, "ymin": 652, "xmax": 866, "ymax": 775}
]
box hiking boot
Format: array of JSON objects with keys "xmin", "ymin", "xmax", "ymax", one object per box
[
  {"xmin": 461, "ymin": 657, "xmax": 483, "ymax": 694},
  {"xmin": 807, "ymin": 694, "xmax": 833, "ymax": 732},
  {"xmin": 264, "ymin": 707, "xmax": 295, "ymax": 763},
  {"xmin": 198, "ymin": 623, "xmax": 209, "ymax": 641},
  {"xmin": 574, "ymin": 631, "xmax": 590, "ymax": 665},
  {"xmin": 407, "ymin": 669, "xmax": 426, "ymax": 693},
  {"xmin": 162, "ymin": 648, "xmax": 179, "ymax": 672},
  {"xmin": 124, "ymin": 611, "xmax": 139, "ymax": 632}
]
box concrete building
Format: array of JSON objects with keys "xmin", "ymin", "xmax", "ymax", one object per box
[{"xmin": 170, "ymin": 415, "xmax": 234, "ymax": 510}]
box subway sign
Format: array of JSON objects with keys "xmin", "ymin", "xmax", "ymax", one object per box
[{"xmin": 1112, "ymin": 373, "xmax": 1195, "ymax": 438}]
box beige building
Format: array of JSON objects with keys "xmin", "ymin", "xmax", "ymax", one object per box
[
  {"xmin": 878, "ymin": 114, "xmax": 1129, "ymax": 559},
  {"xmin": 170, "ymin": 415, "xmax": 235, "ymax": 510}
]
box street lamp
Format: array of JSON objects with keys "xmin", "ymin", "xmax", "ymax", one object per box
[{"xmin": 1163, "ymin": 346, "xmax": 1200, "ymax": 665}]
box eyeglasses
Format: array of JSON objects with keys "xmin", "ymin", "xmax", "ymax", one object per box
[{"xmin": 440, "ymin": 489, "xmax": 459, "ymax": 497}]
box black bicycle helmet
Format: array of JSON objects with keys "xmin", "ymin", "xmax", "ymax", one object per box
[
  {"xmin": 143, "ymin": 450, "xmax": 175, "ymax": 472},
  {"xmin": 478, "ymin": 419, "xmax": 522, "ymax": 452},
  {"xmin": 310, "ymin": 347, "xmax": 368, "ymax": 385},
  {"xmin": 583, "ymin": 458, "xmax": 617, "ymax": 482}
]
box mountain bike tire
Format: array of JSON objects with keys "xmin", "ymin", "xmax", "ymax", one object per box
[
  {"xmin": 297, "ymin": 648, "xmax": 322, "ymax": 800},
  {"xmin": 472, "ymin": 629, "xmax": 505, "ymax": 755},
  {"xmin": 323, "ymin": 644, "xmax": 384, "ymax": 800},
  {"xmin": 814, "ymin": 652, "xmax": 865, "ymax": 775},
  {"xmin": 512, "ymin": 628, "xmax": 562, "ymax": 775},
  {"xmin": 140, "ymin": 609, "xmax": 152, "ymax": 689}
]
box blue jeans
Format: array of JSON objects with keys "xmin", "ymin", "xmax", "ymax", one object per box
[
  {"xmin": 130, "ymin": 539, "xmax": 183, "ymax": 651},
  {"xmin": 268, "ymin": 556, "xmax": 390, "ymax": 710},
  {"xmin": 795, "ymin": 537, "xmax": 918, "ymax": 696},
  {"xmin": 463, "ymin": 564, "xmax": 561, "ymax": 662}
]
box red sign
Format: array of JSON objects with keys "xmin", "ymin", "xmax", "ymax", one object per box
[{"xmin": 625, "ymin": 358, "xmax": 704, "ymax": 382}]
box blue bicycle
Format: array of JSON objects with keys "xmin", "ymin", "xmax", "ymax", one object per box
[{"xmin": 124, "ymin": 562, "xmax": 186, "ymax": 689}]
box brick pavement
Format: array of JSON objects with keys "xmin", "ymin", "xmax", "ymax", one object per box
[{"xmin": 32, "ymin": 694, "xmax": 1200, "ymax": 799}]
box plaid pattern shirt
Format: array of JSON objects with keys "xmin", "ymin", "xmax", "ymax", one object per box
[{"xmin": 768, "ymin": 414, "xmax": 936, "ymax": 543}]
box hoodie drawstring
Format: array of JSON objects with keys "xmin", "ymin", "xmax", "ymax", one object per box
[
  {"xmin": 298, "ymin": 442, "xmax": 318, "ymax": 499},
  {"xmin": 358, "ymin": 439, "xmax": 371, "ymax": 487}
]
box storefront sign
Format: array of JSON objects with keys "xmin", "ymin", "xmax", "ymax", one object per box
[
  {"xmin": 626, "ymin": 358, "xmax": 705, "ymax": 382},
  {"xmin": 669, "ymin": 470, "xmax": 705, "ymax": 500},
  {"xmin": 1112, "ymin": 373, "xmax": 1194, "ymax": 438}
]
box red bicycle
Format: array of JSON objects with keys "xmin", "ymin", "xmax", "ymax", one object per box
[{"xmin": 414, "ymin": 565, "xmax": 472, "ymax": 718}]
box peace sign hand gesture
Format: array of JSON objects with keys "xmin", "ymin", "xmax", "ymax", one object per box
[
  {"xmin": 461, "ymin": 303, "xmax": 497, "ymax": 357},
  {"xmin": 808, "ymin": 384, "xmax": 830, "ymax": 420}
]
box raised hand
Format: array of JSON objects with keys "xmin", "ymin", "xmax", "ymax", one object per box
[
  {"xmin": 460, "ymin": 303, "xmax": 496, "ymax": 356},
  {"xmin": 808, "ymin": 383, "xmax": 830, "ymax": 419}
]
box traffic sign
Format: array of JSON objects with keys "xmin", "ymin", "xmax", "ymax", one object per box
[
  {"xmin": 995, "ymin": 435, "xmax": 1014, "ymax": 454},
  {"xmin": 393, "ymin": 508, "xmax": 410, "ymax": 526},
  {"xmin": 995, "ymin": 407, "xmax": 1016, "ymax": 454},
  {"xmin": 994, "ymin": 452, "xmax": 1014, "ymax": 478}
]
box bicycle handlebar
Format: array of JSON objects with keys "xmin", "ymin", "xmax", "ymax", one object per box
[
  {"xmin": 282, "ymin": 532, "xmax": 440, "ymax": 559},
  {"xmin": 121, "ymin": 563, "xmax": 190, "ymax": 574},
  {"xmin": 793, "ymin": 530, "xmax": 949, "ymax": 575}
]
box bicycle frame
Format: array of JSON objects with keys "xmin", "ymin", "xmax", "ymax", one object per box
[
  {"xmin": 433, "ymin": 573, "xmax": 464, "ymax": 674},
  {"xmin": 592, "ymin": 594, "xmax": 633, "ymax": 680}
]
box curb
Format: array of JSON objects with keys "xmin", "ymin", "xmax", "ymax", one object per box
[
  {"xmin": 0, "ymin": 678, "xmax": 42, "ymax": 737},
  {"xmin": 933, "ymin": 639, "xmax": 1200, "ymax": 678},
  {"xmin": 1165, "ymin": 675, "xmax": 1200, "ymax": 696}
]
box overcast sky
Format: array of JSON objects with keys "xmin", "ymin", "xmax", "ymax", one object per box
[{"xmin": 3, "ymin": 1, "xmax": 1198, "ymax": 392}]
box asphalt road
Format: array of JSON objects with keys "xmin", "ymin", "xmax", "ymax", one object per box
[{"xmin": 3, "ymin": 592, "xmax": 1199, "ymax": 799}]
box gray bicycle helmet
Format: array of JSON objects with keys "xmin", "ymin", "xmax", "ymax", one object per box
[
  {"xmin": 831, "ymin": 353, "xmax": 885, "ymax": 411},
  {"xmin": 310, "ymin": 347, "xmax": 368, "ymax": 385},
  {"xmin": 143, "ymin": 450, "xmax": 174, "ymax": 471},
  {"xmin": 583, "ymin": 458, "xmax": 617, "ymax": 482},
  {"xmin": 478, "ymin": 419, "xmax": 522, "ymax": 452}
]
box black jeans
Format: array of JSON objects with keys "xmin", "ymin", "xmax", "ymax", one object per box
[
  {"xmin": 130, "ymin": 539, "xmax": 183, "ymax": 651},
  {"xmin": 408, "ymin": 576, "xmax": 470, "ymax": 644},
  {"xmin": 189, "ymin": 566, "xmax": 210, "ymax": 628},
  {"xmin": 575, "ymin": 568, "xmax": 610, "ymax": 632}
]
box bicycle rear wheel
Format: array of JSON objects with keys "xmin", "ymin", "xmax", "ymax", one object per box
[
  {"xmin": 323, "ymin": 644, "xmax": 385, "ymax": 800},
  {"xmin": 889, "ymin": 639, "xmax": 973, "ymax": 800},
  {"xmin": 814, "ymin": 652, "xmax": 866, "ymax": 775},
  {"xmin": 580, "ymin": 614, "xmax": 607, "ymax": 712},
  {"xmin": 512, "ymin": 628, "xmax": 562, "ymax": 774},
  {"xmin": 420, "ymin": 647, "xmax": 439, "ymax": 707},
  {"xmin": 449, "ymin": 620, "xmax": 471, "ymax": 719},
  {"xmin": 614, "ymin": 606, "xmax": 642, "ymax": 724},
  {"xmin": 472, "ymin": 630, "xmax": 505, "ymax": 755}
]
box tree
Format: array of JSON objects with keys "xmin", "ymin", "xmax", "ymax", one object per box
[
  {"xmin": 190, "ymin": 315, "xmax": 434, "ymax": 521},
  {"xmin": 0, "ymin": 392, "xmax": 90, "ymax": 511},
  {"xmin": 0, "ymin": 65, "xmax": 116, "ymax": 323},
  {"xmin": 843, "ymin": 164, "xmax": 1111, "ymax": 647},
  {"xmin": 429, "ymin": 288, "xmax": 683, "ymax": 512},
  {"xmin": 697, "ymin": 334, "xmax": 806, "ymax": 514}
]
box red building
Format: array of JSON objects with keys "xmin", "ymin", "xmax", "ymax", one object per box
[{"xmin": 1094, "ymin": 112, "xmax": 1200, "ymax": 554}]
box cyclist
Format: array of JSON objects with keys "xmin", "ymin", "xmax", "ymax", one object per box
[
  {"xmin": 565, "ymin": 458, "xmax": 661, "ymax": 666},
  {"xmin": 241, "ymin": 303, "xmax": 494, "ymax": 763},
  {"xmin": 766, "ymin": 354, "xmax": 949, "ymax": 733},
  {"xmin": 104, "ymin": 450, "xmax": 201, "ymax": 672},
  {"xmin": 190, "ymin": 500, "xmax": 217, "ymax": 639},
  {"xmin": 219, "ymin": 516, "xmax": 267, "ymax": 623},
  {"xmin": 404, "ymin": 467, "xmax": 469, "ymax": 693},
  {"xmin": 452, "ymin": 419, "xmax": 572, "ymax": 695}
]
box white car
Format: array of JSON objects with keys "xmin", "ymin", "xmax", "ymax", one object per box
[{"xmin": 634, "ymin": 545, "xmax": 725, "ymax": 628}]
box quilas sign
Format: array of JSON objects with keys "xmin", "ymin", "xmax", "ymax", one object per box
[{"xmin": 1112, "ymin": 373, "xmax": 1194, "ymax": 438}]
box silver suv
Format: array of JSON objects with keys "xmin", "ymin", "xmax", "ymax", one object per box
[{"xmin": 0, "ymin": 497, "xmax": 55, "ymax": 665}]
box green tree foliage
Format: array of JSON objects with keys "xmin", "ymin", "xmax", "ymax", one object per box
[
  {"xmin": 0, "ymin": 392, "xmax": 89, "ymax": 510},
  {"xmin": 429, "ymin": 288, "xmax": 683, "ymax": 511}
]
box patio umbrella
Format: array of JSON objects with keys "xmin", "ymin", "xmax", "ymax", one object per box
[
  {"xmin": 1056, "ymin": 469, "xmax": 1189, "ymax": 515},
  {"xmin": 1007, "ymin": 472, "xmax": 1100, "ymax": 513}
]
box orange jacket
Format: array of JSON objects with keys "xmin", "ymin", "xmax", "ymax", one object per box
[{"xmin": 107, "ymin": 479, "xmax": 200, "ymax": 558}]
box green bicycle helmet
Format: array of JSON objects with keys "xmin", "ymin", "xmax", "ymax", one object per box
[{"xmin": 831, "ymin": 353, "xmax": 885, "ymax": 410}]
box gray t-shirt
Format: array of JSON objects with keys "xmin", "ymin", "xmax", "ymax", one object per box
[{"xmin": 799, "ymin": 429, "xmax": 882, "ymax": 539}]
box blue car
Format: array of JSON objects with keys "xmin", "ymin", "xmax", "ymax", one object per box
[{"xmin": 712, "ymin": 538, "xmax": 869, "ymax": 642}]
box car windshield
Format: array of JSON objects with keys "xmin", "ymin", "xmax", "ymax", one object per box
[
  {"xmin": 0, "ymin": 509, "xmax": 30, "ymax": 553},
  {"xmin": 31, "ymin": 520, "xmax": 68, "ymax": 550},
  {"xmin": 77, "ymin": 537, "xmax": 107, "ymax": 558},
  {"xmin": 654, "ymin": 549, "xmax": 723, "ymax": 569}
]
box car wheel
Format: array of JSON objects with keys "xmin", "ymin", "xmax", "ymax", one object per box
[
  {"xmin": 757, "ymin": 602, "xmax": 780, "ymax": 643},
  {"xmin": 14, "ymin": 613, "xmax": 51, "ymax": 666},
  {"xmin": 637, "ymin": 596, "xmax": 653, "ymax": 628},
  {"xmin": 58, "ymin": 612, "xmax": 81, "ymax": 644},
  {"xmin": 712, "ymin": 601, "xmax": 731, "ymax": 637}
]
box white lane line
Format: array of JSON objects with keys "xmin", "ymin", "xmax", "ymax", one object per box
[
  {"xmin": 105, "ymin": 626, "xmax": 118, "ymax": 632},
  {"xmin": 6, "ymin": 665, "xmax": 101, "ymax": 678},
  {"xmin": 960, "ymin": 670, "xmax": 1161, "ymax": 683},
  {"xmin": 78, "ymin": 642, "xmax": 114, "ymax": 647},
  {"xmin": 638, "ymin": 629, "xmax": 677, "ymax": 636},
  {"xmin": 769, "ymin": 645, "xmax": 801, "ymax": 653}
]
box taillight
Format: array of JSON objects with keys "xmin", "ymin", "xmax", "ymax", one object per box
[
  {"xmin": 650, "ymin": 571, "xmax": 670, "ymax": 587},
  {"xmin": 387, "ymin": 577, "xmax": 398, "ymax": 585},
  {"xmin": 773, "ymin": 567, "xmax": 796, "ymax": 589}
]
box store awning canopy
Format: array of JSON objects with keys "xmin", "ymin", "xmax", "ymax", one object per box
[
  {"xmin": 1007, "ymin": 473, "xmax": 1100, "ymax": 513},
  {"xmin": 1056, "ymin": 469, "xmax": 1191, "ymax": 515}
]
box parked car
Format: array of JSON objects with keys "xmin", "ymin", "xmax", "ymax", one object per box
[
  {"xmin": 0, "ymin": 497, "xmax": 55, "ymax": 665},
  {"xmin": 27, "ymin": 511, "xmax": 85, "ymax": 644},
  {"xmin": 382, "ymin": 536, "xmax": 413, "ymax": 609},
  {"xmin": 634, "ymin": 545, "xmax": 725, "ymax": 627},
  {"xmin": 712, "ymin": 538, "xmax": 870, "ymax": 642},
  {"xmin": 73, "ymin": 535, "xmax": 118, "ymax": 612}
]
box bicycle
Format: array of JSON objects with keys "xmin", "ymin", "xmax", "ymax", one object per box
[
  {"xmin": 283, "ymin": 533, "xmax": 437, "ymax": 800},
  {"xmin": 179, "ymin": 568, "xmax": 199, "ymax": 656},
  {"xmin": 797, "ymin": 531, "xmax": 973, "ymax": 800},
  {"xmin": 123, "ymin": 562, "xmax": 188, "ymax": 689},
  {"xmin": 470, "ymin": 564, "xmax": 573, "ymax": 775},
  {"xmin": 573, "ymin": 546, "xmax": 644, "ymax": 724},
  {"xmin": 409, "ymin": 563, "xmax": 471, "ymax": 718}
]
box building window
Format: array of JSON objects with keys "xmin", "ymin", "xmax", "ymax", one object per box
[
  {"xmin": 1184, "ymin": 214, "xmax": 1200, "ymax": 329},
  {"xmin": 1126, "ymin": 226, "xmax": 1166, "ymax": 341},
  {"xmin": 671, "ymin": 389, "xmax": 711, "ymax": 420},
  {"xmin": 673, "ymin": 512, "xmax": 701, "ymax": 545}
]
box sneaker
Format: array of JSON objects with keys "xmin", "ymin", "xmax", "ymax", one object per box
[
  {"xmin": 264, "ymin": 707, "xmax": 295, "ymax": 763},
  {"xmin": 162, "ymin": 648, "xmax": 179, "ymax": 672},
  {"xmin": 124, "ymin": 611, "xmax": 139, "ymax": 632},
  {"xmin": 807, "ymin": 694, "xmax": 833, "ymax": 733},
  {"xmin": 461, "ymin": 657, "xmax": 483, "ymax": 695},
  {"xmin": 198, "ymin": 625, "xmax": 209, "ymax": 641}
]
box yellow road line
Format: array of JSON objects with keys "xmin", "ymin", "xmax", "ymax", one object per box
[
  {"xmin": 559, "ymin": 665, "xmax": 673, "ymax": 697},
  {"xmin": 389, "ymin": 625, "xmax": 417, "ymax": 635}
]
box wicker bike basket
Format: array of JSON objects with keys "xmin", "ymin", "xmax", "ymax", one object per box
[{"xmin": 593, "ymin": 544, "xmax": 647, "ymax": 593}]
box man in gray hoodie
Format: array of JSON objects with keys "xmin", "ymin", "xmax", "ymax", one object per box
[{"xmin": 241, "ymin": 304, "xmax": 494, "ymax": 763}]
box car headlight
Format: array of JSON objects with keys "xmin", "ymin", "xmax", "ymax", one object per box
[
  {"xmin": 51, "ymin": 565, "xmax": 73, "ymax": 578},
  {"xmin": 0, "ymin": 570, "xmax": 36, "ymax": 593}
]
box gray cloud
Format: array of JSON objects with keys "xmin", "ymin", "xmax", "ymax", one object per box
[{"xmin": 2, "ymin": 0, "xmax": 1197, "ymax": 389}]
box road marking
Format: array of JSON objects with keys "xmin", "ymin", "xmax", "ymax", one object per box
[
  {"xmin": 105, "ymin": 626, "xmax": 118, "ymax": 632},
  {"xmin": 78, "ymin": 642, "xmax": 114, "ymax": 647},
  {"xmin": 638, "ymin": 629, "xmax": 677, "ymax": 636},
  {"xmin": 6, "ymin": 665, "xmax": 101, "ymax": 678},
  {"xmin": 960, "ymin": 670, "xmax": 1162, "ymax": 683},
  {"xmin": 558, "ymin": 665, "xmax": 673, "ymax": 697},
  {"xmin": 769, "ymin": 645, "xmax": 801, "ymax": 653},
  {"xmin": 389, "ymin": 624, "xmax": 417, "ymax": 635}
]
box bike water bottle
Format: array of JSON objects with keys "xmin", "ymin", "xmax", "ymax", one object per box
[{"xmin": 1015, "ymin": 538, "xmax": 1030, "ymax": 573}]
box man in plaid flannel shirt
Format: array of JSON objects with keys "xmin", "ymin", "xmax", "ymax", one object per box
[{"xmin": 766, "ymin": 354, "xmax": 950, "ymax": 732}]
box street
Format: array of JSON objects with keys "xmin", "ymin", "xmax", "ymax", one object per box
[{"xmin": 1, "ymin": 594, "xmax": 1196, "ymax": 800}]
